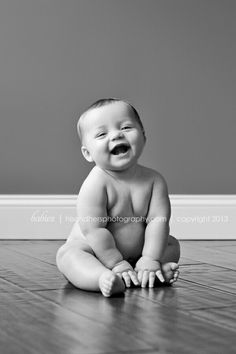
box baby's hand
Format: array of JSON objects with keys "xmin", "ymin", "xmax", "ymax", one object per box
[
  {"xmin": 112, "ymin": 260, "xmax": 139, "ymax": 288},
  {"xmin": 135, "ymin": 256, "xmax": 165, "ymax": 288}
]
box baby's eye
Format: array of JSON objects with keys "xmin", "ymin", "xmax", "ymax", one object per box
[
  {"xmin": 121, "ymin": 126, "xmax": 132, "ymax": 130},
  {"xmin": 96, "ymin": 132, "xmax": 106, "ymax": 138}
]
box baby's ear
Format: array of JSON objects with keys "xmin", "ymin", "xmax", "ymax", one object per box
[{"xmin": 81, "ymin": 146, "xmax": 93, "ymax": 162}]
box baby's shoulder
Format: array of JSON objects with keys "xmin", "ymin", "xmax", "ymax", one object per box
[
  {"xmin": 138, "ymin": 165, "xmax": 164, "ymax": 182},
  {"xmin": 77, "ymin": 167, "xmax": 108, "ymax": 206},
  {"xmin": 81, "ymin": 166, "xmax": 108, "ymax": 189},
  {"xmin": 138, "ymin": 165, "xmax": 168, "ymax": 193}
]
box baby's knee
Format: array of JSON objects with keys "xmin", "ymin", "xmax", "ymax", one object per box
[
  {"xmin": 169, "ymin": 235, "xmax": 180, "ymax": 256},
  {"xmin": 169, "ymin": 234, "xmax": 179, "ymax": 245},
  {"xmin": 56, "ymin": 242, "xmax": 70, "ymax": 270}
]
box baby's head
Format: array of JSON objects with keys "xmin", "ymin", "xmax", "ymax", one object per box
[
  {"xmin": 77, "ymin": 98, "xmax": 146, "ymax": 143},
  {"xmin": 77, "ymin": 98, "xmax": 146, "ymax": 171}
]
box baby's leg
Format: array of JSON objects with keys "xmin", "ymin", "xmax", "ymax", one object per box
[
  {"xmin": 56, "ymin": 240, "xmax": 125, "ymax": 297},
  {"xmin": 161, "ymin": 235, "xmax": 180, "ymax": 263},
  {"xmin": 159, "ymin": 235, "xmax": 180, "ymax": 284}
]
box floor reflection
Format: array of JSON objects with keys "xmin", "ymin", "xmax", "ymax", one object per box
[{"xmin": 51, "ymin": 284, "xmax": 180, "ymax": 352}]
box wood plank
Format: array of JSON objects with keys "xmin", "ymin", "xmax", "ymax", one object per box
[
  {"xmin": 180, "ymin": 263, "xmax": 235, "ymax": 273},
  {"xmin": 1, "ymin": 240, "xmax": 63, "ymax": 265},
  {"xmin": 211, "ymin": 245, "xmax": 236, "ymax": 254},
  {"xmin": 180, "ymin": 241, "xmax": 236, "ymax": 269},
  {"xmin": 0, "ymin": 277, "xmax": 26, "ymax": 293},
  {"xmin": 0, "ymin": 247, "xmax": 72, "ymax": 291},
  {"xmin": 179, "ymin": 256, "xmax": 203, "ymax": 265},
  {"xmin": 180, "ymin": 263, "xmax": 236, "ymax": 294},
  {"xmin": 33, "ymin": 287, "xmax": 236, "ymax": 354},
  {"xmin": 139, "ymin": 282, "xmax": 236, "ymax": 310},
  {"xmin": 1, "ymin": 240, "xmax": 236, "ymax": 354},
  {"xmin": 0, "ymin": 291, "xmax": 153, "ymax": 354},
  {"xmin": 190, "ymin": 305, "xmax": 236, "ymax": 332}
]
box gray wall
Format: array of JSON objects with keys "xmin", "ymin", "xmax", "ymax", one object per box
[{"xmin": 0, "ymin": 0, "xmax": 235, "ymax": 194}]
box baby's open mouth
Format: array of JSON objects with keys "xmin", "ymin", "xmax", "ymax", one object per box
[{"xmin": 110, "ymin": 143, "xmax": 130, "ymax": 155}]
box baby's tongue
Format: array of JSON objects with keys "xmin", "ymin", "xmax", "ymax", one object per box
[{"xmin": 112, "ymin": 145, "xmax": 128, "ymax": 155}]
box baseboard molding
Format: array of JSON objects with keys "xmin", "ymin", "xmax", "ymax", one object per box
[{"xmin": 0, "ymin": 195, "xmax": 235, "ymax": 240}]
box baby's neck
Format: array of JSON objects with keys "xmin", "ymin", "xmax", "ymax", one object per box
[{"xmin": 103, "ymin": 164, "xmax": 140, "ymax": 181}]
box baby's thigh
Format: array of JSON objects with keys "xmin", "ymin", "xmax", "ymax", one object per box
[
  {"xmin": 61, "ymin": 221, "xmax": 94, "ymax": 256},
  {"xmin": 56, "ymin": 237, "xmax": 94, "ymax": 264}
]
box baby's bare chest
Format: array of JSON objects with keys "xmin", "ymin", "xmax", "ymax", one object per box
[{"xmin": 107, "ymin": 182, "xmax": 152, "ymax": 219}]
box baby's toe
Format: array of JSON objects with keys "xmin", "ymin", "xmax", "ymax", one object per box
[
  {"xmin": 161, "ymin": 262, "xmax": 178, "ymax": 282},
  {"xmin": 99, "ymin": 271, "xmax": 125, "ymax": 297},
  {"xmin": 173, "ymin": 269, "xmax": 180, "ymax": 280},
  {"xmin": 101, "ymin": 288, "xmax": 111, "ymax": 297},
  {"xmin": 170, "ymin": 263, "xmax": 179, "ymax": 271},
  {"xmin": 169, "ymin": 270, "xmax": 180, "ymax": 284}
]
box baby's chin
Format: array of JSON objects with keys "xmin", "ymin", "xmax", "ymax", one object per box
[
  {"xmin": 101, "ymin": 161, "xmax": 139, "ymax": 174},
  {"xmin": 94, "ymin": 152, "xmax": 140, "ymax": 172}
]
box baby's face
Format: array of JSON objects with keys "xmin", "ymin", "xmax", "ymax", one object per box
[{"xmin": 80, "ymin": 102, "xmax": 145, "ymax": 172}]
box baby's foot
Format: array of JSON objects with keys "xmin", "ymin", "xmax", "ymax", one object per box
[
  {"xmin": 99, "ymin": 270, "xmax": 125, "ymax": 297},
  {"xmin": 161, "ymin": 262, "xmax": 179, "ymax": 284}
]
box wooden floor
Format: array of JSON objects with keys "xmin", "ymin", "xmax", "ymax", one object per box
[{"xmin": 0, "ymin": 240, "xmax": 236, "ymax": 354}]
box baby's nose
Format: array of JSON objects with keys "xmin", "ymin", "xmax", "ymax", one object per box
[{"xmin": 110, "ymin": 130, "xmax": 124, "ymax": 140}]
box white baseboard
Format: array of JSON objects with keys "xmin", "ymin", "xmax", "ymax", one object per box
[{"xmin": 0, "ymin": 195, "xmax": 235, "ymax": 240}]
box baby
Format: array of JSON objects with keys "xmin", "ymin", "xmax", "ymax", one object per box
[{"xmin": 56, "ymin": 98, "xmax": 180, "ymax": 297}]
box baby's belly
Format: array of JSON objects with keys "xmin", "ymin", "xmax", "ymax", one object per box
[
  {"xmin": 67, "ymin": 220, "xmax": 145, "ymax": 260},
  {"xmin": 107, "ymin": 221, "xmax": 145, "ymax": 260}
]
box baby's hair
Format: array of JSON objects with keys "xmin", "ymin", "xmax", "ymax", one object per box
[{"xmin": 77, "ymin": 98, "xmax": 146, "ymax": 142}]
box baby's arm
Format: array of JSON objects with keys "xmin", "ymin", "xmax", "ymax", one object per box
[
  {"xmin": 135, "ymin": 174, "xmax": 170, "ymax": 286},
  {"xmin": 77, "ymin": 175, "xmax": 122, "ymax": 268},
  {"xmin": 77, "ymin": 172, "xmax": 138, "ymax": 286}
]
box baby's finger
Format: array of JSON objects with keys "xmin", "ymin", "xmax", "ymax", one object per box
[
  {"xmin": 137, "ymin": 270, "xmax": 143, "ymax": 283},
  {"xmin": 128, "ymin": 270, "xmax": 139, "ymax": 286},
  {"xmin": 122, "ymin": 272, "xmax": 131, "ymax": 288},
  {"xmin": 148, "ymin": 271, "xmax": 156, "ymax": 288},
  {"xmin": 155, "ymin": 269, "xmax": 165, "ymax": 283},
  {"xmin": 141, "ymin": 270, "xmax": 149, "ymax": 288}
]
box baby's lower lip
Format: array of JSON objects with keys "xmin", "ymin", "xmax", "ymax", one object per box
[{"xmin": 111, "ymin": 150, "xmax": 130, "ymax": 157}]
